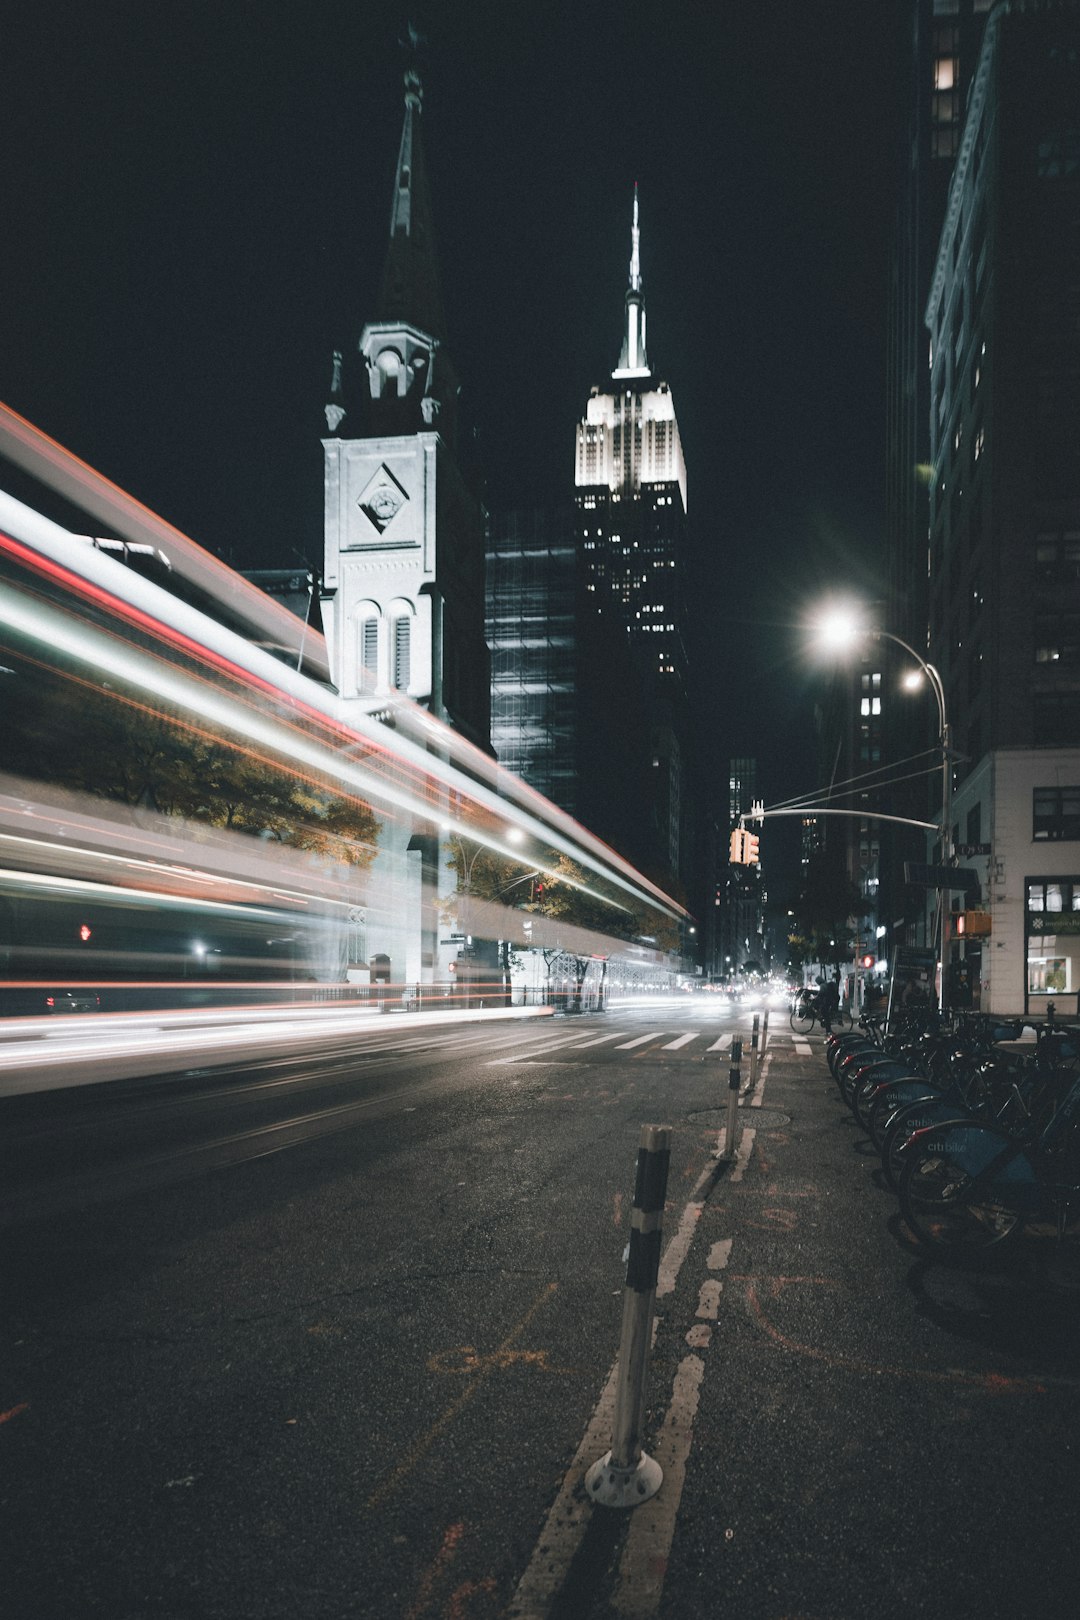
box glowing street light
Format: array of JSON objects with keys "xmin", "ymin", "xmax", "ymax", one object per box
[{"xmin": 814, "ymin": 606, "xmax": 952, "ymax": 1012}]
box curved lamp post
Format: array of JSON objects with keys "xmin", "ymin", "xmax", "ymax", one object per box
[{"xmin": 817, "ymin": 612, "xmax": 952, "ymax": 1012}]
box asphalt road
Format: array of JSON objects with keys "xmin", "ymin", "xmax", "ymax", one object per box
[{"xmin": 2, "ymin": 1001, "xmax": 1079, "ymax": 1619}]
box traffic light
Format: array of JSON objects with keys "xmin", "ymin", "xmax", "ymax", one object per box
[
  {"xmin": 745, "ymin": 832, "xmax": 760, "ymax": 866},
  {"xmin": 729, "ymin": 828, "xmax": 747, "ymax": 863},
  {"xmin": 860, "ymin": 953, "xmax": 875, "ymax": 970}
]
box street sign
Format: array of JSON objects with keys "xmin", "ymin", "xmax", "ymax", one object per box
[
  {"xmin": 904, "ymin": 863, "xmax": 980, "ymax": 893},
  {"xmin": 955, "ymin": 843, "xmax": 991, "ymax": 857}
]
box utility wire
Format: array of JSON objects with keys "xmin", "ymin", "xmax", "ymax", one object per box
[{"xmin": 765, "ymin": 748, "xmax": 942, "ymax": 812}]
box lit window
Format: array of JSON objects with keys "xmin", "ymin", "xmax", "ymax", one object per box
[{"xmin": 934, "ymin": 56, "xmax": 957, "ymax": 91}]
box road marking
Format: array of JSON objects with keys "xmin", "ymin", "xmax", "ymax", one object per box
[
  {"xmin": 510, "ymin": 1057, "xmax": 763, "ymax": 1617},
  {"xmin": 506, "ymin": 1360, "xmax": 622, "ymax": 1618},
  {"xmin": 611, "ymin": 1354, "xmax": 705, "ymax": 1618},
  {"xmin": 707, "ymin": 1238, "xmax": 734, "ymax": 1271},
  {"xmin": 661, "ymin": 1033, "xmax": 696, "ymax": 1050},
  {"xmin": 750, "ymin": 1052, "xmax": 770, "ymax": 1107},
  {"xmin": 568, "ymin": 1031, "xmax": 624, "ymax": 1049},
  {"xmin": 705, "ymin": 1033, "xmax": 732, "ymax": 1052},
  {"xmin": 404, "ymin": 1522, "xmax": 464, "ymax": 1620},
  {"xmin": 485, "ymin": 1034, "xmax": 599, "ymax": 1065},
  {"xmin": 614, "ymin": 1032, "xmax": 665, "ymax": 1050},
  {"xmin": 794, "ymin": 1040, "xmax": 811, "ymax": 1057},
  {"xmin": 366, "ymin": 1282, "xmax": 557, "ymax": 1511},
  {"xmin": 695, "ymin": 1279, "xmax": 723, "ymax": 1319},
  {"xmin": 657, "ymin": 1204, "xmax": 700, "ymax": 1297},
  {"xmin": 740, "ymin": 1277, "xmax": 1054, "ymax": 1394},
  {"xmin": 428, "ymin": 1344, "xmax": 572, "ymax": 1376}
]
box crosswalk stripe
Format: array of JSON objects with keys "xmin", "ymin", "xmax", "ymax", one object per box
[
  {"xmin": 568, "ymin": 1031, "xmax": 624, "ymax": 1048},
  {"xmin": 484, "ymin": 1033, "xmax": 598, "ymax": 1065},
  {"xmin": 661, "ymin": 1033, "xmax": 697, "ymax": 1050},
  {"xmin": 614, "ymin": 1031, "xmax": 666, "ymax": 1050},
  {"xmin": 705, "ymin": 1033, "xmax": 732, "ymax": 1052}
]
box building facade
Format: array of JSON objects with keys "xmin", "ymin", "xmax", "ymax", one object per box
[
  {"xmin": 925, "ymin": 0, "xmax": 1080, "ymax": 1013},
  {"xmin": 880, "ymin": 0, "xmax": 994, "ymax": 956},
  {"xmin": 484, "ymin": 506, "xmax": 657, "ymax": 868}
]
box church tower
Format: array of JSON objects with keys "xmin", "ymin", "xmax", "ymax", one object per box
[{"xmin": 320, "ymin": 64, "xmax": 489, "ymax": 753}]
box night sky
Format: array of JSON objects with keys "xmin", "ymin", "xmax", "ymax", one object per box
[{"xmin": 1, "ymin": 0, "xmax": 908, "ymax": 845}]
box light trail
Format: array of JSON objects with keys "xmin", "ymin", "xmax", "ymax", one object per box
[{"xmin": 0, "ymin": 514, "xmax": 684, "ymax": 920}]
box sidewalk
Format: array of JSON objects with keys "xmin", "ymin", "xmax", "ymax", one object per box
[{"xmin": 622, "ymin": 1029, "xmax": 1080, "ymax": 1620}]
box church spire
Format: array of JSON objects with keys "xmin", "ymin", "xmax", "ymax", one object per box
[
  {"xmin": 375, "ymin": 62, "xmax": 447, "ymax": 343},
  {"xmin": 613, "ymin": 184, "xmax": 650, "ymax": 380}
]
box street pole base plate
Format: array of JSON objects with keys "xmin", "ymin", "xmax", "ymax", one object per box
[{"xmin": 585, "ymin": 1449, "xmax": 663, "ymax": 1509}]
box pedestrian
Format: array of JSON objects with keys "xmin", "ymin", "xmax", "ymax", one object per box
[{"xmin": 819, "ymin": 975, "xmax": 840, "ymax": 1033}]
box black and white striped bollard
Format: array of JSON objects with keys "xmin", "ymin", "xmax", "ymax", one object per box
[
  {"xmin": 585, "ymin": 1123, "xmax": 671, "ymax": 1508},
  {"xmin": 748, "ymin": 1012, "xmax": 760, "ymax": 1092},
  {"xmin": 720, "ymin": 1036, "xmax": 742, "ymax": 1162}
]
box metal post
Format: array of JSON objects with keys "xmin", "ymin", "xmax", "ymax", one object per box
[
  {"xmin": 719, "ymin": 1037, "xmax": 742, "ymax": 1162},
  {"xmin": 748, "ymin": 1013, "xmax": 760, "ymax": 1093},
  {"xmin": 586, "ymin": 1124, "xmax": 671, "ymax": 1508},
  {"xmin": 761, "ymin": 1007, "xmax": 770, "ymax": 1057}
]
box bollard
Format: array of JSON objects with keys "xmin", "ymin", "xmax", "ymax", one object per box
[
  {"xmin": 748, "ymin": 1012, "xmax": 760, "ymax": 1093},
  {"xmin": 761, "ymin": 1007, "xmax": 770, "ymax": 1056},
  {"xmin": 586, "ymin": 1124, "xmax": 671, "ymax": 1509},
  {"xmin": 719, "ymin": 1037, "xmax": 742, "ymax": 1162}
]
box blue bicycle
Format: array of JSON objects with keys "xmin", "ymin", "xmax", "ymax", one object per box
[{"xmin": 899, "ymin": 1061, "xmax": 1080, "ymax": 1260}]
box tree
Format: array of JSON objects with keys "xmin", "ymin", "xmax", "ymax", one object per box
[{"xmin": 5, "ymin": 661, "xmax": 381, "ymax": 869}]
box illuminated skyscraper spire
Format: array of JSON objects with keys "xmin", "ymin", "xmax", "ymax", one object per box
[{"xmin": 614, "ymin": 184, "xmax": 650, "ymax": 380}]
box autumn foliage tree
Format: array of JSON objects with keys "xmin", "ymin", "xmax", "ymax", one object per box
[{"xmin": 6, "ymin": 663, "xmax": 381, "ymax": 870}]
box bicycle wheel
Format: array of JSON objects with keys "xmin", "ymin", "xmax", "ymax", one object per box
[
  {"xmin": 790, "ymin": 1003, "xmax": 816, "ymax": 1035},
  {"xmin": 835, "ymin": 1005, "xmax": 854, "ymax": 1032},
  {"xmin": 899, "ymin": 1121, "xmax": 1029, "ymax": 1259},
  {"xmin": 870, "ymin": 1081, "xmax": 936, "ymax": 1160},
  {"xmin": 880, "ymin": 1093, "xmax": 948, "ymax": 1190}
]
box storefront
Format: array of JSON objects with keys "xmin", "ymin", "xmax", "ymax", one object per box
[{"xmin": 1025, "ymin": 876, "xmax": 1080, "ymax": 1016}]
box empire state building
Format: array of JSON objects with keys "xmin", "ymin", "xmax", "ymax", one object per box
[
  {"xmin": 574, "ymin": 187, "xmax": 689, "ymax": 702},
  {"xmin": 574, "ymin": 189, "xmax": 690, "ymax": 878}
]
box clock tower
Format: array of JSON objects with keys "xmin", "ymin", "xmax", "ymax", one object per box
[
  {"xmin": 320, "ymin": 64, "xmax": 489, "ymax": 753},
  {"xmin": 318, "ymin": 59, "xmax": 490, "ymax": 991}
]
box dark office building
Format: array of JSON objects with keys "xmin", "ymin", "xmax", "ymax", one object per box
[
  {"xmin": 485, "ymin": 506, "xmax": 660, "ymax": 875},
  {"xmin": 880, "ymin": 0, "xmax": 993, "ymax": 950},
  {"xmin": 925, "ymin": 0, "xmax": 1080, "ymax": 1013}
]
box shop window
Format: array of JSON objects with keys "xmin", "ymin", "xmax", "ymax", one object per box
[{"xmin": 1028, "ymin": 880, "xmax": 1068, "ymax": 913}]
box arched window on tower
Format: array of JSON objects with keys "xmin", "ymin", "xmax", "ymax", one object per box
[
  {"xmin": 393, "ymin": 615, "xmax": 411, "ymax": 692},
  {"xmin": 359, "ymin": 615, "xmax": 379, "ymax": 692}
]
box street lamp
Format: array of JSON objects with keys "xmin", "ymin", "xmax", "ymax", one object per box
[{"xmin": 817, "ymin": 609, "xmax": 952, "ymax": 1011}]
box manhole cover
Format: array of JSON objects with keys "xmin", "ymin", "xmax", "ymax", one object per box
[{"xmin": 688, "ymin": 1107, "xmax": 791, "ymax": 1129}]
